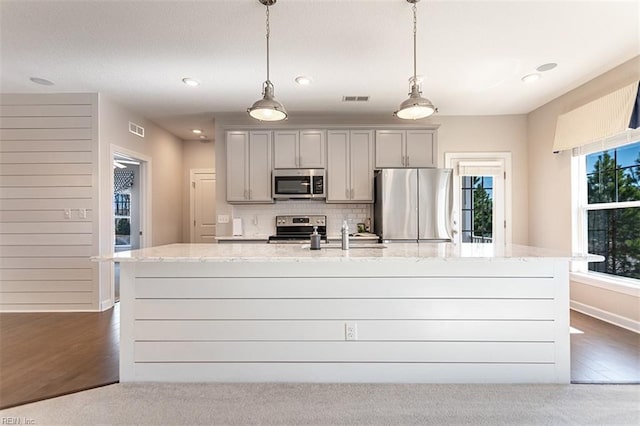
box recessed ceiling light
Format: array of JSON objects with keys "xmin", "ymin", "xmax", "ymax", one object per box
[
  {"xmin": 30, "ymin": 77, "xmax": 54, "ymax": 86},
  {"xmin": 536, "ymin": 63, "xmax": 558, "ymax": 72},
  {"xmin": 295, "ymin": 76, "xmax": 312, "ymax": 86},
  {"xmin": 192, "ymin": 129, "xmax": 203, "ymax": 134},
  {"xmin": 182, "ymin": 77, "xmax": 200, "ymax": 87},
  {"xmin": 521, "ymin": 73, "xmax": 541, "ymax": 83},
  {"xmin": 199, "ymin": 135, "xmax": 207, "ymax": 139}
]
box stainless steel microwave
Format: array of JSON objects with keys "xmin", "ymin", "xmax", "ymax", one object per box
[{"xmin": 272, "ymin": 169, "xmax": 325, "ymax": 200}]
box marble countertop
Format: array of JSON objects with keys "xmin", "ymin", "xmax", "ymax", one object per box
[
  {"xmin": 97, "ymin": 242, "xmax": 604, "ymax": 263},
  {"xmin": 215, "ymin": 234, "xmax": 379, "ymax": 242}
]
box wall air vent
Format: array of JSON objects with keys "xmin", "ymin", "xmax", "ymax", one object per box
[
  {"xmin": 342, "ymin": 96, "xmax": 370, "ymax": 102},
  {"xmin": 128, "ymin": 121, "xmax": 145, "ymax": 138}
]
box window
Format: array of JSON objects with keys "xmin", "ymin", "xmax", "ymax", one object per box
[
  {"xmin": 461, "ymin": 176, "xmax": 494, "ymax": 243},
  {"xmin": 582, "ymin": 141, "xmax": 640, "ymax": 280}
]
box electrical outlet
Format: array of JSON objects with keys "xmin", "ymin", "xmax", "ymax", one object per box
[
  {"xmin": 217, "ymin": 215, "xmax": 230, "ymax": 224},
  {"xmin": 345, "ymin": 322, "xmax": 357, "ymax": 341},
  {"xmin": 78, "ymin": 208, "xmax": 87, "ymax": 219}
]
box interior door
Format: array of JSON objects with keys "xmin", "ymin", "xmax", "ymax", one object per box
[{"xmin": 192, "ymin": 171, "xmax": 216, "ymax": 243}]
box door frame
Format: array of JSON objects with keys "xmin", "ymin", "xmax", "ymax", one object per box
[
  {"xmin": 101, "ymin": 145, "xmax": 152, "ymax": 309},
  {"xmin": 444, "ymin": 152, "xmax": 512, "ymax": 245},
  {"xmin": 190, "ymin": 168, "xmax": 216, "ymax": 243}
]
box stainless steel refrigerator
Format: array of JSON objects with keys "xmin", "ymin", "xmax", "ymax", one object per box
[{"xmin": 374, "ymin": 168, "xmax": 453, "ymax": 241}]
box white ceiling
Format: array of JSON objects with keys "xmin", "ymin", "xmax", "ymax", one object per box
[{"xmin": 1, "ymin": 0, "xmax": 638, "ymax": 141}]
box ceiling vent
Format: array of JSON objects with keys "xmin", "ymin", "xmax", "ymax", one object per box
[
  {"xmin": 128, "ymin": 121, "xmax": 145, "ymax": 138},
  {"xmin": 342, "ymin": 96, "xmax": 370, "ymax": 102}
]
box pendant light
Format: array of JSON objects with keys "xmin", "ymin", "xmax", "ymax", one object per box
[
  {"xmin": 394, "ymin": 0, "xmax": 437, "ymax": 120},
  {"xmin": 248, "ymin": 0, "xmax": 288, "ymax": 121}
]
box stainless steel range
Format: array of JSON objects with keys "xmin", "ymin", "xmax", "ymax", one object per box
[{"xmin": 268, "ymin": 215, "xmax": 327, "ymax": 244}]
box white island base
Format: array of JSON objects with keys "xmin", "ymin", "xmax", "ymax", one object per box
[{"xmin": 114, "ymin": 243, "xmax": 577, "ymax": 384}]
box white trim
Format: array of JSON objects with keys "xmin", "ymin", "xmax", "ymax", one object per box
[
  {"xmin": 571, "ymin": 272, "xmax": 640, "ymax": 297},
  {"xmin": 102, "ymin": 145, "xmax": 152, "ymax": 309},
  {"xmin": 585, "ymin": 200, "xmax": 640, "ymax": 210},
  {"xmin": 444, "ymin": 152, "xmax": 512, "ymax": 246},
  {"xmin": 570, "ymin": 302, "xmax": 640, "ymax": 334},
  {"xmin": 189, "ymin": 168, "xmax": 216, "ymax": 243}
]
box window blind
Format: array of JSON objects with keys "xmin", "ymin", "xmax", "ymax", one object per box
[
  {"xmin": 553, "ymin": 80, "xmax": 639, "ymax": 153},
  {"xmin": 457, "ymin": 160, "xmax": 504, "ymax": 176}
]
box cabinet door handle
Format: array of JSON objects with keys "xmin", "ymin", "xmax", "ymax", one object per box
[
  {"xmin": 249, "ymin": 189, "xmax": 252, "ymax": 200},
  {"xmin": 345, "ymin": 188, "xmax": 349, "ymax": 199},
  {"xmin": 244, "ymin": 189, "xmax": 248, "ymax": 199},
  {"xmin": 351, "ymin": 188, "xmax": 354, "ymax": 199},
  {"xmin": 406, "ymin": 155, "xmax": 410, "ymax": 167},
  {"xmin": 298, "ymin": 156, "xmax": 302, "ymax": 167}
]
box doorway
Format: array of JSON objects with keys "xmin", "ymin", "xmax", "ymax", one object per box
[
  {"xmin": 445, "ymin": 152, "xmax": 511, "ymax": 246},
  {"xmin": 112, "ymin": 150, "xmax": 150, "ymax": 302}
]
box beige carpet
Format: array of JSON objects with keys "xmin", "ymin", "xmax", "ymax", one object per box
[{"xmin": 1, "ymin": 383, "xmax": 639, "ymax": 425}]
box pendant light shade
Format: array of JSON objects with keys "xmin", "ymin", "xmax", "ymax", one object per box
[
  {"xmin": 248, "ymin": 0, "xmax": 287, "ymax": 121},
  {"xmin": 395, "ymin": 80, "xmax": 436, "ymax": 120},
  {"xmin": 248, "ymin": 81, "xmax": 287, "ymax": 121},
  {"xmin": 394, "ymin": 0, "xmax": 437, "ymax": 120}
]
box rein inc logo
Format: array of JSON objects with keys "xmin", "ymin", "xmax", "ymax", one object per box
[{"xmin": 1, "ymin": 418, "xmax": 35, "ymax": 425}]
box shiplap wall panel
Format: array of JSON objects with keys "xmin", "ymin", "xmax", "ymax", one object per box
[
  {"xmin": 0, "ymin": 257, "xmax": 93, "ymax": 268},
  {"xmin": 0, "ymin": 234, "xmax": 92, "ymax": 245},
  {"xmin": 135, "ymin": 277, "xmax": 556, "ymax": 299},
  {"xmin": 0, "ymin": 292, "xmax": 93, "ymax": 304},
  {"xmin": 1, "ymin": 199, "xmax": 92, "ymax": 210},
  {"xmin": 135, "ymin": 341, "xmax": 555, "ymax": 363},
  {"xmin": 0, "ymin": 116, "xmax": 92, "ymax": 129},
  {"xmin": 1, "ymin": 268, "xmax": 93, "ymax": 280},
  {"xmin": 0, "ymin": 245, "xmax": 92, "ymax": 257},
  {"xmin": 0, "ymin": 164, "xmax": 93, "ymax": 175},
  {"xmin": 135, "ymin": 319, "xmax": 555, "ymax": 342},
  {"xmin": 132, "ymin": 363, "xmax": 558, "ymax": 384},
  {"xmin": 0, "ymin": 280, "xmax": 92, "ymax": 292},
  {"xmin": 0, "ymin": 175, "xmax": 92, "ymax": 187},
  {"xmin": 0, "ymin": 140, "xmax": 92, "ymax": 152},
  {"xmin": 0, "ymin": 222, "xmax": 92, "ymax": 233},
  {"xmin": 0, "ymin": 105, "xmax": 92, "ymax": 117},
  {"xmin": 135, "ymin": 299, "xmax": 556, "ymax": 320},
  {"xmin": 0, "ymin": 152, "xmax": 92, "ymax": 164},
  {"xmin": 0, "ymin": 128, "xmax": 92, "ymax": 140},
  {"xmin": 0, "ymin": 94, "xmax": 98, "ymax": 311},
  {"xmin": 0, "ymin": 210, "xmax": 93, "ymax": 222},
  {"xmin": 0, "ymin": 187, "xmax": 92, "ymax": 199}
]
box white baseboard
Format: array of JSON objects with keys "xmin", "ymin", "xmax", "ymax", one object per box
[
  {"xmin": 100, "ymin": 298, "xmax": 114, "ymax": 311},
  {"xmin": 570, "ymin": 301, "xmax": 640, "ymax": 334}
]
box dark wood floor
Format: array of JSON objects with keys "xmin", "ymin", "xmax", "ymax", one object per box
[
  {"xmin": 0, "ymin": 304, "xmax": 119, "ymax": 409},
  {"xmin": 570, "ymin": 310, "xmax": 640, "ymax": 383},
  {"xmin": 0, "ymin": 307, "xmax": 637, "ymax": 409}
]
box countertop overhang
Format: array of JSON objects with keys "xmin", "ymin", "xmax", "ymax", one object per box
[{"xmin": 95, "ymin": 243, "xmax": 603, "ymax": 263}]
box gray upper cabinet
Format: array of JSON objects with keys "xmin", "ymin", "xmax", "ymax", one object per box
[
  {"xmin": 273, "ymin": 130, "xmax": 325, "ymax": 169},
  {"xmin": 375, "ymin": 129, "xmax": 436, "ymax": 168},
  {"xmin": 226, "ymin": 131, "xmax": 273, "ymax": 203},
  {"xmin": 327, "ymin": 130, "xmax": 374, "ymax": 203}
]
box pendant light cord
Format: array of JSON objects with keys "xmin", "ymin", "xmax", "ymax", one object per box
[
  {"xmin": 265, "ymin": 5, "xmax": 270, "ymax": 83},
  {"xmin": 412, "ymin": 1, "xmax": 417, "ymax": 83}
]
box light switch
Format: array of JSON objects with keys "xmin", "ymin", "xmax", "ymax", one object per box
[
  {"xmin": 217, "ymin": 215, "xmax": 230, "ymax": 224},
  {"xmin": 64, "ymin": 209, "xmax": 71, "ymax": 219},
  {"xmin": 79, "ymin": 208, "xmax": 87, "ymax": 219}
]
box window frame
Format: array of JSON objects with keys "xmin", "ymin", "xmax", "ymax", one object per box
[{"xmin": 571, "ymin": 128, "xmax": 640, "ymax": 285}]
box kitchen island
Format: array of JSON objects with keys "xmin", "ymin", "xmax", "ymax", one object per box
[{"xmin": 107, "ymin": 243, "xmax": 599, "ymax": 384}]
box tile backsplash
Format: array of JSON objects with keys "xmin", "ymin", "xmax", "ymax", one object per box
[{"xmin": 232, "ymin": 201, "xmax": 373, "ymax": 236}]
